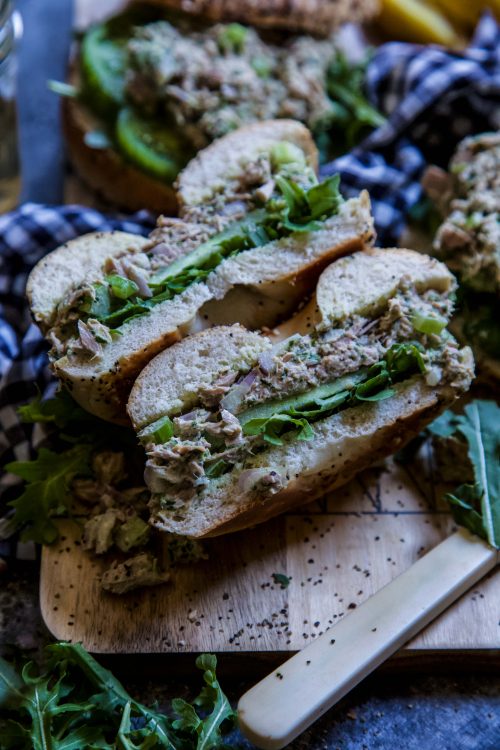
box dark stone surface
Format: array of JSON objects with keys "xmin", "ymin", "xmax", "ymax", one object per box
[{"xmin": 3, "ymin": 1, "xmax": 500, "ymax": 747}]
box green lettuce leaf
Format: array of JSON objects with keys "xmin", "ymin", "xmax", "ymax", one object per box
[
  {"xmin": 17, "ymin": 389, "xmax": 91, "ymax": 428},
  {"xmin": 6, "ymin": 445, "xmax": 93, "ymax": 544},
  {"xmin": 240, "ymin": 341, "xmax": 426, "ymax": 446}
]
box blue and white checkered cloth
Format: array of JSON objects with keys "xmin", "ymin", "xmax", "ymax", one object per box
[{"xmin": 1, "ymin": 13, "xmax": 499, "ymax": 556}]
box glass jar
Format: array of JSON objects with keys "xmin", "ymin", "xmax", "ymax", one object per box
[{"xmin": 0, "ymin": 0, "xmax": 22, "ymax": 213}]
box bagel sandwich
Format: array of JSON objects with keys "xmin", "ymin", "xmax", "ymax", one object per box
[
  {"xmin": 127, "ymin": 248, "xmax": 474, "ymax": 538},
  {"xmin": 28, "ymin": 121, "xmax": 374, "ymax": 423},
  {"xmin": 60, "ymin": 1, "xmax": 381, "ymax": 211}
]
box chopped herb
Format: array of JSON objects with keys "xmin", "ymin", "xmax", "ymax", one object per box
[
  {"xmin": 206, "ymin": 459, "xmax": 230, "ymax": 478},
  {"xmin": 218, "ymin": 22, "xmax": 248, "ymax": 54},
  {"xmin": 138, "ymin": 414, "xmax": 174, "ymax": 444},
  {"xmin": 411, "ymin": 311, "xmax": 447, "ymax": 336},
  {"xmin": 272, "ymin": 573, "xmax": 291, "ymax": 588},
  {"xmin": 47, "ymin": 79, "xmax": 78, "ymax": 98},
  {"xmin": 106, "ymin": 273, "xmax": 139, "ymax": 299}
]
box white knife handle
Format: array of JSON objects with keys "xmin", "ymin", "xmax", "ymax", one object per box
[{"xmin": 238, "ymin": 529, "xmax": 497, "ymax": 750}]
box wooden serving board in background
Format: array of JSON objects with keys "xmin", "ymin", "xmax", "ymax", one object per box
[{"xmin": 40, "ymin": 0, "xmax": 500, "ymax": 656}]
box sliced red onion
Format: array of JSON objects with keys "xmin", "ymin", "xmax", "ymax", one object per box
[
  {"xmin": 254, "ymin": 179, "xmax": 275, "ymax": 203},
  {"xmin": 220, "ymin": 200, "xmax": 248, "ymax": 217},
  {"xmin": 122, "ymin": 261, "xmax": 152, "ymax": 299},
  {"xmin": 77, "ymin": 320, "xmax": 102, "ymax": 358},
  {"xmin": 220, "ymin": 369, "xmax": 259, "ymax": 413},
  {"xmin": 421, "ymin": 165, "xmax": 453, "ymax": 203},
  {"xmin": 257, "ymin": 350, "xmax": 275, "ymax": 375},
  {"xmin": 238, "ymin": 467, "xmax": 275, "ymax": 494}
]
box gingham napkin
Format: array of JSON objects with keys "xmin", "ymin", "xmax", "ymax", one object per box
[{"xmin": 1, "ymin": 13, "xmax": 499, "ymax": 556}]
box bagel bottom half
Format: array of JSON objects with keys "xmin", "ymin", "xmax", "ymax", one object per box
[{"xmin": 147, "ymin": 376, "xmax": 464, "ymax": 538}]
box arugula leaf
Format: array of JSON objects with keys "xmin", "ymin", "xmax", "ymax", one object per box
[
  {"xmin": 5, "ymin": 391, "xmax": 139, "ymax": 545},
  {"xmin": 462, "ymin": 294, "xmax": 500, "ymax": 360},
  {"xmin": 243, "ymin": 413, "xmax": 314, "ymax": 445},
  {"xmin": 0, "ymin": 644, "xmax": 235, "ymax": 750},
  {"xmin": 173, "ymin": 654, "xmax": 235, "ymax": 750},
  {"xmin": 0, "ymin": 656, "xmax": 24, "ymax": 709},
  {"xmin": 6, "ymin": 445, "xmax": 93, "ymax": 544},
  {"xmin": 269, "ymin": 174, "xmax": 342, "ymax": 233},
  {"xmin": 0, "ymin": 655, "xmax": 105, "ymax": 750},
  {"xmin": 205, "ymin": 459, "xmax": 229, "ymax": 479},
  {"xmin": 316, "ymin": 49, "xmax": 385, "ymax": 159},
  {"xmin": 17, "ymin": 389, "xmax": 91, "ymax": 428},
  {"xmin": 429, "ymin": 400, "xmax": 500, "ymax": 548}
]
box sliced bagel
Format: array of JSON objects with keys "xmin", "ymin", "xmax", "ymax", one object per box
[
  {"xmin": 128, "ymin": 324, "xmax": 271, "ymax": 428},
  {"xmin": 148, "ymin": 378, "xmax": 464, "ymax": 537},
  {"xmin": 271, "ymin": 247, "xmax": 455, "ymax": 339},
  {"xmin": 27, "ymin": 231, "xmax": 149, "ymax": 331},
  {"xmin": 127, "ymin": 249, "xmax": 474, "ymax": 538},
  {"xmin": 44, "ymin": 194, "xmax": 372, "ymax": 423},
  {"xmin": 31, "ymin": 120, "xmax": 374, "ymax": 423},
  {"xmin": 176, "ymin": 119, "xmax": 318, "ymax": 215},
  {"xmin": 135, "ymin": 0, "xmax": 380, "ymax": 37}
]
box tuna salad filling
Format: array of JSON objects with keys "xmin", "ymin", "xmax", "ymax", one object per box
[
  {"xmin": 423, "ymin": 132, "xmax": 500, "ymax": 365},
  {"xmin": 48, "ymin": 149, "xmax": 342, "ymax": 360},
  {"xmin": 139, "ymin": 282, "xmax": 473, "ymax": 510},
  {"xmin": 126, "ymin": 22, "xmax": 336, "ymax": 149},
  {"xmin": 424, "ymin": 132, "xmax": 500, "ymax": 293}
]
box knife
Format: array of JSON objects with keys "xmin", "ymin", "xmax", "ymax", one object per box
[{"xmin": 238, "ymin": 528, "xmax": 498, "ymax": 749}]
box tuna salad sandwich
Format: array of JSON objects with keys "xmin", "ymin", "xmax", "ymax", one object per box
[
  {"xmin": 27, "ymin": 121, "xmax": 374, "ymax": 423},
  {"xmin": 59, "ymin": 0, "xmax": 381, "ymax": 212},
  {"xmin": 423, "ymin": 131, "xmax": 500, "ymax": 381},
  {"xmin": 127, "ymin": 248, "xmax": 474, "ymax": 538}
]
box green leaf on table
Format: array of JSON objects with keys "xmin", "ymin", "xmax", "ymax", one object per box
[
  {"xmin": 17, "ymin": 389, "xmax": 91, "ymax": 428},
  {"xmin": 173, "ymin": 654, "xmax": 236, "ymax": 750},
  {"xmin": 5, "ymin": 444, "xmax": 93, "ymax": 544},
  {"xmin": 429, "ymin": 400, "xmax": 500, "ymax": 548},
  {"xmin": 272, "ymin": 573, "xmax": 291, "ymax": 588},
  {"xmin": 0, "ymin": 643, "xmax": 234, "ymax": 750}
]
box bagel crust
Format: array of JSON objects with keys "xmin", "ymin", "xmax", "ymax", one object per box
[
  {"xmin": 63, "ymin": 83, "xmax": 178, "ymax": 215},
  {"xmin": 135, "ymin": 0, "xmax": 380, "ymax": 36}
]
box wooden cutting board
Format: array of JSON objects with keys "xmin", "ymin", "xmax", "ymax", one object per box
[
  {"xmin": 40, "ymin": 449, "xmax": 500, "ymax": 655},
  {"xmin": 39, "ymin": 0, "xmax": 500, "ymax": 657}
]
